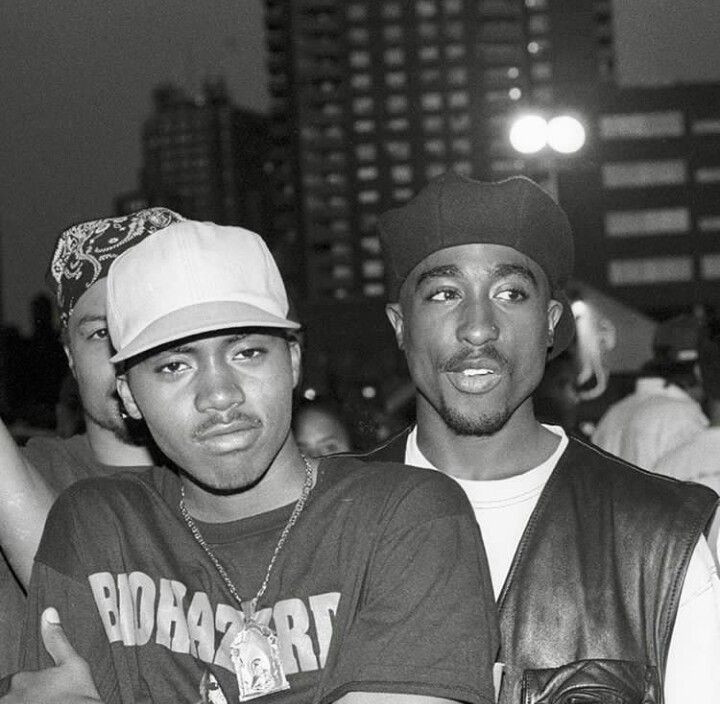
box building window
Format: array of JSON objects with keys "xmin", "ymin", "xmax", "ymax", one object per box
[
  {"xmin": 420, "ymin": 45, "xmax": 440, "ymax": 62},
  {"xmin": 599, "ymin": 111, "xmax": 685, "ymax": 140},
  {"xmin": 601, "ymin": 160, "xmax": 687, "ymax": 188},
  {"xmin": 332, "ymin": 265, "xmax": 353, "ymax": 281},
  {"xmin": 452, "ymin": 137, "xmax": 472, "ymax": 154},
  {"xmin": 353, "ymin": 119, "xmax": 375, "ymax": 133},
  {"xmin": 383, "ymin": 24, "xmax": 404, "ymax": 41},
  {"xmin": 691, "ymin": 118, "xmax": 720, "ymax": 135},
  {"xmin": 386, "ymin": 141, "xmax": 411, "ymax": 159},
  {"xmin": 382, "ymin": 2, "xmax": 403, "ymax": 18},
  {"xmin": 352, "ymin": 96, "xmax": 374, "ymax": 114},
  {"xmin": 362, "ymin": 260, "xmax": 385, "ymax": 278},
  {"xmin": 385, "ymin": 71, "xmax": 407, "ymax": 88},
  {"xmin": 608, "ymin": 257, "xmax": 692, "ymax": 285},
  {"xmin": 528, "ymin": 13, "xmax": 550, "ymax": 33},
  {"xmin": 386, "ymin": 95, "xmax": 408, "ymax": 113},
  {"xmin": 450, "ymin": 113, "xmax": 470, "ymax": 131},
  {"xmin": 358, "ymin": 190, "xmax": 380, "ymax": 204},
  {"xmin": 347, "ymin": 3, "xmax": 368, "ymax": 21},
  {"xmin": 421, "ymin": 67, "xmax": 442, "ymax": 83},
  {"xmin": 360, "ymin": 236, "xmax": 382, "ymax": 255},
  {"xmin": 384, "ymin": 47, "xmax": 406, "ymax": 65},
  {"xmin": 446, "ymin": 43, "xmax": 466, "ymax": 60},
  {"xmin": 443, "ymin": 0, "xmax": 462, "ymax": 12},
  {"xmin": 393, "ymin": 187, "xmax": 414, "ymax": 201},
  {"xmin": 701, "ymin": 255, "xmax": 720, "ymax": 279},
  {"xmin": 531, "ymin": 62, "xmax": 552, "ymax": 80},
  {"xmin": 449, "ymin": 91, "xmax": 469, "ymax": 108},
  {"xmin": 392, "ymin": 164, "xmax": 413, "ymax": 183},
  {"xmin": 416, "ymin": 0, "xmax": 438, "ymax": 17},
  {"xmin": 355, "ymin": 143, "xmax": 377, "ymax": 161},
  {"xmin": 349, "ymin": 51, "xmax": 371, "ymax": 69},
  {"xmin": 605, "ymin": 208, "xmax": 691, "ymax": 237},
  {"xmin": 418, "ymin": 21, "xmax": 439, "ymax": 39},
  {"xmin": 425, "ymin": 139, "xmax": 446, "ymax": 155},
  {"xmin": 695, "ymin": 166, "xmax": 720, "ymax": 184},
  {"xmin": 426, "ymin": 163, "xmax": 446, "ymax": 179},
  {"xmin": 348, "ymin": 27, "xmax": 369, "ymax": 43},
  {"xmin": 698, "ymin": 215, "xmax": 720, "ymax": 233},
  {"xmin": 423, "ymin": 115, "xmax": 444, "ymax": 131},
  {"xmin": 453, "ymin": 160, "xmax": 473, "ymax": 175},
  {"xmin": 357, "ymin": 166, "xmax": 378, "ymax": 181},
  {"xmin": 422, "ymin": 92, "xmax": 443, "ymax": 111},
  {"xmin": 363, "ymin": 283, "xmax": 386, "ymax": 297},
  {"xmin": 387, "ymin": 117, "xmax": 410, "ymax": 131},
  {"xmin": 444, "ymin": 21, "xmax": 464, "ymax": 39}
]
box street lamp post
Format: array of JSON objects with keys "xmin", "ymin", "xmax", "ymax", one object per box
[{"xmin": 508, "ymin": 113, "xmax": 586, "ymax": 200}]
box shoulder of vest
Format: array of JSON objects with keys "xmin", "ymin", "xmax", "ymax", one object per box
[{"xmin": 349, "ymin": 427, "xmax": 411, "ymax": 464}]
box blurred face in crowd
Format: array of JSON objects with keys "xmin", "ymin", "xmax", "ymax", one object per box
[
  {"xmin": 63, "ymin": 280, "xmax": 134, "ymax": 442},
  {"xmin": 294, "ymin": 405, "xmax": 352, "ymax": 458},
  {"xmin": 118, "ymin": 330, "xmax": 301, "ymax": 492},
  {"xmin": 386, "ymin": 243, "xmax": 563, "ymax": 437}
]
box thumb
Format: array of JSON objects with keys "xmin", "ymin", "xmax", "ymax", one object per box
[{"xmin": 41, "ymin": 607, "xmax": 78, "ymax": 667}]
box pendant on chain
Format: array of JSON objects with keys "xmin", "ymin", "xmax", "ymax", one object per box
[{"xmin": 230, "ymin": 600, "xmax": 290, "ymax": 702}]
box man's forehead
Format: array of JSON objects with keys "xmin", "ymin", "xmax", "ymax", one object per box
[{"xmin": 409, "ymin": 243, "xmax": 545, "ymax": 283}]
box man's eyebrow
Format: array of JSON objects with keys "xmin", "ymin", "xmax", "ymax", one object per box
[
  {"xmin": 162, "ymin": 333, "xmax": 250, "ymax": 356},
  {"xmin": 491, "ymin": 263, "xmax": 538, "ymax": 287},
  {"xmin": 414, "ymin": 264, "xmax": 462, "ymax": 290},
  {"xmin": 75, "ymin": 314, "xmax": 107, "ymax": 328}
]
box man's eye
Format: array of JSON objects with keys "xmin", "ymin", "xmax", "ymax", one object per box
[
  {"xmin": 496, "ymin": 288, "xmax": 527, "ymax": 302},
  {"xmin": 428, "ymin": 289, "xmax": 460, "ymax": 302},
  {"xmin": 157, "ymin": 361, "xmax": 188, "ymax": 374},
  {"xmin": 236, "ymin": 347, "xmax": 264, "ymax": 360},
  {"xmin": 88, "ymin": 328, "xmax": 109, "ymax": 340}
]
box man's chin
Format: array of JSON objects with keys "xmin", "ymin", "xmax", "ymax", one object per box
[{"xmin": 439, "ymin": 405, "xmax": 511, "ymax": 437}]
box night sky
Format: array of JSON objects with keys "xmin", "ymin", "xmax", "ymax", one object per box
[{"xmin": 1, "ymin": 0, "xmax": 719, "ymax": 333}]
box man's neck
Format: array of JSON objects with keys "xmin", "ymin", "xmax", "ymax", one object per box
[
  {"xmin": 181, "ymin": 440, "xmax": 317, "ymax": 524},
  {"xmin": 85, "ymin": 418, "xmax": 154, "ymax": 467},
  {"xmin": 415, "ymin": 401, "xmax": 560, "ymax": 481}
]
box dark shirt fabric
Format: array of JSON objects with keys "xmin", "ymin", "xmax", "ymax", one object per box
[
  {"xmin": 0, "ymin": 434, "xmax": 149, "ymax": 679},
  {"xmin": 361, "ymin": 431, "xmax": 718, "ymax": 703},
  {"xmin": 18, "ymin": 456, "xmax": 500, "ymax": 704}
]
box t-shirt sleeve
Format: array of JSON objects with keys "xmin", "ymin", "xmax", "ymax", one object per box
[
  {"xmin": 316, "ymin": 473, "xmax": 500, "ymax": 704},
  {"xmin": 19, "ymin": 496, "xmax": 125, "ymax": 704}
]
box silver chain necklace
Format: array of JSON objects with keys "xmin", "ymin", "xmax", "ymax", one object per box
[{"xmin": 178, "ymin": 454, "xmax": 314, "ymax": 612}]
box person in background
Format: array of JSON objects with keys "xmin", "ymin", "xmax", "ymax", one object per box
[
  {"xmin": 4, "ymin": 220, "xmax": 500, "ymax": 704},
  {"xmin": 0, "ymin": 208, "xmax": 183, "ymax": 679},
  {"xmin": 592, "ymin": 314, "xmax": 708, "ymax": 468},
  {"xmin": 532, "ymin": 350, "xmax": 580, "ymax": 435},
  {"xmin": 363, "ymin": 172, "xmax": 720, "ymax": 703},
  {"xmin": 653, "ymin": 328, "xmax": 720, "ymax": 563},
  {"xmin": 293, "ymin": 398, "xmax": 353, "ymax": 457}
]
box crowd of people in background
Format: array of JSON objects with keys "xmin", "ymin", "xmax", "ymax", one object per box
[{"xmin": 0, "ymin": 173, "xmax": 718, "ymax": 704}]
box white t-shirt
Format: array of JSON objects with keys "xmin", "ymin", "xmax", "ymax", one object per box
[{"xmin": 405, "ymin": 424, "xmax": 720, "ymax": 704}]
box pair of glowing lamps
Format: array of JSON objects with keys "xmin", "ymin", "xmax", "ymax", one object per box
[{"xmin": 509, "ymin": 114, "xmax": 586, "ymax": 155}]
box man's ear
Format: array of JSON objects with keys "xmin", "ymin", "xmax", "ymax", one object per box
[
  {"xmin": 116, "ymin": 375, "xmax": 143, "ymax": 420},
  {"xmin": 385, "ymin": 303, "xmax": 405, "ymax": 351},
  {"xmin": 62, "ymin": 344, "xmax": 77, "ymax": 379},
  {"xmin": 289, "ymin": 338, "xmax": 302, "ymax": 389},
  {"xmin": 546, "ymin": 298, "xmax": 564, "ymax": 347}
]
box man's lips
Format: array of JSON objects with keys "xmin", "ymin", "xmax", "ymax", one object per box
[
  {"xmin": 194, "ymin": 418, "xmax": 261, "ymax": 442},
  {"xmin": 442, "ymin": 354, "xmax": 505, "ymax": 394}
]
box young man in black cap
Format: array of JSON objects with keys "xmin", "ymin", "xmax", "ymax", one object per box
[
  {"xmin": 365, "ymin": 172, "xmax": 720, "ymax": 703},
  {"xmin": 3, "ymin": 220, "xmax": 499, "ymax": 704},
  {"xmin": 0, "ymin": 208, "xmax": 183, "ymax": 677}
]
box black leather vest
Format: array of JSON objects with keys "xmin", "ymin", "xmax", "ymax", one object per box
[{"xmin": 362, "ymin": 432, "xmax": 718, "ymax": 703}]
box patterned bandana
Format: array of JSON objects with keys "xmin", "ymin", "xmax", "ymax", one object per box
[{"xmin": 47, "ymin": 207, "xmax": 184, "ymax": 326}]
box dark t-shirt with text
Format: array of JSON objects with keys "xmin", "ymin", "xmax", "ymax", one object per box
[{"xmin": 21, "ymin": 456, "xmax": 499, "ymax": 704}]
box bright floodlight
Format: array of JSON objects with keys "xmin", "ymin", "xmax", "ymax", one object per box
[
  {"xmin": 547, "ymin": 115, "xmax": 586, "ymax": 154},
  {"xmin": 509, "ymin": 114, "xmax": 548, "ymax": 154}
]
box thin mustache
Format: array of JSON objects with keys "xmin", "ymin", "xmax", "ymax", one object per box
[
  {"xmin": 441, "ymin": 345, "xmax": 507, "ymax": 372},
  {"xmin": 193, "ymin": 411, "xmax": 261, "ymax": 439}
]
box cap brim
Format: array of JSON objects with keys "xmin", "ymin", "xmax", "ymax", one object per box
[
  {"xmin": 110, "ymin": 301, "xmax": 301, "ymax": 364},
  {"xmin": 548, "ymin": 291, "xmax": 575, "ymax": 360}
]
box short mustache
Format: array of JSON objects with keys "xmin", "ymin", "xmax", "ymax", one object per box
[
  {"xmin": 441, "ymin": 345, "xmax": 508, "ymax": 373},
  {"xmin": 193, "ymin": 410, "xmax": 262, "ymax": 439}
]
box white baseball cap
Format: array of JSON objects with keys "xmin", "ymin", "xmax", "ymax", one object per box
[{"xmin": 107, "ymin": 220, "xmax": 300, "ymax": 364}]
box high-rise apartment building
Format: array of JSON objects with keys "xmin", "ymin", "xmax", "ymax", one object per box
[
  {"xmin": 264, "ymin": 0, "xmax": 606, "ymax": 302},
  {"xmin": 126, "ymin": 79, "xmax": 272, "ymax": 236}
]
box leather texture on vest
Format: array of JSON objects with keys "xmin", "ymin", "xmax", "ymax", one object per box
[
  {"xmin": 362, "ymin": 431, "xmax": 719, "ymax": 704},
  {"xmin": 497, "ymin": 437, "xmax": 717, "ymax": 704}
]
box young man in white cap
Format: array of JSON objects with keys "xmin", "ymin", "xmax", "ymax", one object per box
[
  {"xmin": 364, "ymin": 172, "xmax": 720, "ymax": 703},
  {"xmin": 0, "ymin": 208, "xmax": 183, "ymax": 678},
  {"xmin": 5, "ymin": 220, "xmax": 499, "ymax": 704}
]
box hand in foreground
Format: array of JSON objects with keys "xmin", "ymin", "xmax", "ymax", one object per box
[{"xmin": 1, "ymin": 607, "xmax": 103, "ymax": 704}]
